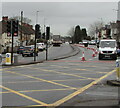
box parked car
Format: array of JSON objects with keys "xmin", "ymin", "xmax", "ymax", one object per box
[
  {"xmin": 37, "ymin": 43, "xmax": 46, "ymax": 51},
  {"xmin": 17, "ymin": 46, "xmax": 25, "ymax": 54},
  {"xmin": 22, "ymin": 46, "xmax": 38, "ymax": 57}
]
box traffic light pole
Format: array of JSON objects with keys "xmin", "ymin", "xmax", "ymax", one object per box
[
  {"xmin": 20, "ymin": 11, "xmax": 23, "ymax": 46},
  {"xmin": 46, "ymin": 41, "xmax": 48, "ymax": 60},
  {"xmin": 7, "ymin": 19, "xmax": 18, "ymax": 64},
  {"xmin": 34, "ymin": 32, "xmax": 37, "ymax": 62},
  {"xmin": 46, "ymin": 26, "xmax": 50, "ymax": 61},
  {"xmin": 11, "ymin": 20, "xmax": 14, "ymax": 64}
]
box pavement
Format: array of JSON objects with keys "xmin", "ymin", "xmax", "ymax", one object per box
[{"xmin": 107, "ymin": 80, "xmax": 120, "ymax": 86}]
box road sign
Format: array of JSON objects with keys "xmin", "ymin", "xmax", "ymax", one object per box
[{"xmin": 6, "ymin": 53, "xmax": 11, "ymax": 65}]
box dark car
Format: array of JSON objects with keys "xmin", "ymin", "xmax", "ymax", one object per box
[
  {"xmin": 22, "ymin": 46, "xmax": 38, "ymax": 57},
  {"xmin": 17, "ymin": 46, "xmax": 25, "ymax": 54}
]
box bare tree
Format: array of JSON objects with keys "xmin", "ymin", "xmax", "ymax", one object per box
[
  {"xmin": 9, "ymin": 16, "xmax": 32, "ymax": 24},
  {"xmin": 88, "ymin": 20, "xmax": 105, "ymax": 37},
  {"xmin": 67, "ymin": 27, "xmax": 74, "ymax": 37}
]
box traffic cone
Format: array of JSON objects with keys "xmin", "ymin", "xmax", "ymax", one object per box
[
  {"xmin": 95, "ymin": 50, "xmax": 98, "ymax": 54},
  {"xmin": 92, "ymin": 51, "xmax": 95, "ymax": 57},
  {"xmin": 81, "ymin": 52, "xmax": 86, "ymax": 61}
]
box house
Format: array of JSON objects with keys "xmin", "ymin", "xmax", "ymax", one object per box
[
  {"xmin": 110, "ymin": 22, "xmax": 118, "ymax": 40},
  {"xmin": 0, "ymin": 16, "xmax": 35, "ymax": 53}
]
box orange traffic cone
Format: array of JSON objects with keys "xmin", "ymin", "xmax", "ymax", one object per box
[
  {"xmin": 81, "ymin": 52, "xmax": 86, "ymax": 61},
  {"xmin": 95, "ymin": 50, "xmax": 98, "ymax": 54},
  {"xmin": 92, "ymin": 51, "xmax": 95, "ymax": 57}
]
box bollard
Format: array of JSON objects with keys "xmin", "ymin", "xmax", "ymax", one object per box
[
  {"xmin": 6, "ymin": 53, "xmax": 11, "ymax": 65},
  {"xmin": 14, "ymin": 54, "xmax": 18, "ymax": 64},
  {"xmin": 116, "ymin": 59, "xmax": 120, "ymax": 81}
]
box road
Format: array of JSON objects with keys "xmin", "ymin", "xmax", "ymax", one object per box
[{"xmin": 1, "ymin": 44, "xmax": 119, "ymax": 107}]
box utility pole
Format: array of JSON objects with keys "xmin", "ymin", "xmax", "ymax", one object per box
[
  {"xmin": 34, "ymin": 24, "xmax": 40, "ymax": 61},
  {"xmin": 44, "ymin": 17, "xmax": 46, "ymax": 35},
  {"xmin": 11, "ymin": 20, "xmax": 13, "ymax": 64},
  {"xmin": 36, "ymin": 11, "xmax": 39, "ymax": 24},
  {"xmin": 20, "ymin": 11, "xmax": 23, "ymax": 46}
]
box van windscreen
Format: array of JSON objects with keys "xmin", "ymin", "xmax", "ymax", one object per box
[{"xmin": 100, "ymin": 41, "xmax": 116, "ymax": 48}]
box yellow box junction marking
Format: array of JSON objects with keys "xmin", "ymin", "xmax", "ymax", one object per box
[
  {"xmin": 0, "ymin": 85, "xmax": 48, "ymax": 106},
  {"xmin": 2, "ymin": 66, "xmax": 116, "ymax": 107},
  {"xmin": 49, "ymin": 69, "xmax": 116, "ymax": 106},
  {"xmin": 26, "ymin": 67, "xmax": 97, "ymax": 80},
  {"xmin": 0, "ymin": 88, "xmax": 76, "ymax": 94},
  {"xmin": 5, "ymin": 71, "xmax": 76, "ymax": 89}
]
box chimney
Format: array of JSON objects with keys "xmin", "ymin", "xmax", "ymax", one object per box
[{"xmin": 2, "ymin": 16, "xmax": 8, "ymax": 21}]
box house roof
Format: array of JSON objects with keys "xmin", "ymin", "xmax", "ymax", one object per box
[{"xmin": 0, "ymin": 20, "xmax": 35, "ymax": 35}]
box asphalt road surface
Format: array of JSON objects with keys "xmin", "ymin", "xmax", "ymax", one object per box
[{"xmin": 1, "ymin": 44, "xmax": 119, "ymax": 107}]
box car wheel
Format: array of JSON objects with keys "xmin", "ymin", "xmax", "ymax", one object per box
[{"xmin": 22, "ymin": 54, "xmax": 24, "ymax": 57}]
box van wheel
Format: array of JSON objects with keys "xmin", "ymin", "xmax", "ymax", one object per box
[{"xmin": 98, "ymin": 54, "xmax": 102, "ymax": 60}]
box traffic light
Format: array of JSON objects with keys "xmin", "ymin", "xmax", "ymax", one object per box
[
  {"xmin": 7, "ymin": 21, "xmax": 11, "ymax": 36},
  {"xmin": 12, "ymin": 20, "xmax": 19, "ymax": 36},
  {"xmin": 46, "ymin": 26, "xmax": 50, "ymax": 40},
  {"xmin": 35, "ymin": 24, "xmax": 40, "ymax": 31},
  {"xmin": 35, "ymin": 24, "xmax": 40, "ymax": 39}
]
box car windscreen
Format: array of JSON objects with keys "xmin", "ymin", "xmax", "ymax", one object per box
[{"xmin": 100, "ymin": 41, "xmax": 116, "ymax": 48}]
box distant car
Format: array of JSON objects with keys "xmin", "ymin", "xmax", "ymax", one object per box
[
  {"xmin": 22, "ymin": 46, "xmax": 38, "ymax": 57},
  {"xmin": 89, "ymin": 40, "xmax": 96, "ymax": 45},
  {"xmin": 17, "ymin": 46, "xmax": 24, "ymax": 54},
  {"xmin": 65, "ymin": 42, "xmax": 69, "ymax": 44},
  {"xmin": 82, "ymin": 40, "xmax": 89, "ymax": 47},
  {"xmin": 37, "ymin": 43, "xmax": 46, "ymax": 51},
  {"xmin": 79, "ymin": 42, "xmax": 83, "ymax": 44}
]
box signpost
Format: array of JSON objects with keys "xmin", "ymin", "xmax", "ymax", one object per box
[{"xmin": 6, "ymin": 53, "xmax": 11, "ymax": 65}]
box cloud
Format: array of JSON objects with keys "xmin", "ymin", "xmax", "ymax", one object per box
[{"xmin": 2, "ymin": 2, "xmax": 118, "ymax": 36}]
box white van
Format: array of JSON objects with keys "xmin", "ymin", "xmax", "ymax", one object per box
[
  {"xmin": 98, "ymin": 39, "xmax": 117, "ymax": 60},
  {"xmin": 37, "ymin": 43, "xmax": 46, "ymax": 51}
]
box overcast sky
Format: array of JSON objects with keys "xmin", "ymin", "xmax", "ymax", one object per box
[{"xmin": 1, "ymin": 2, "xmax": 119, "ymax": 36}]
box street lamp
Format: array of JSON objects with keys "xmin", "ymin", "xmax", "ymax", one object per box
[{"xmin": 36, "ymin": 11, "xmax": 39, "ymax": 24}]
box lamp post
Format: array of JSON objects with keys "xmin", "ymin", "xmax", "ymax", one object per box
[
  {"xmin": 36, "ymin": 11, "xmax": 39, "ymax": 24},
  {"xmin": 34, "ymin": 11, "xmax": 39, "ymax": 62}
]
